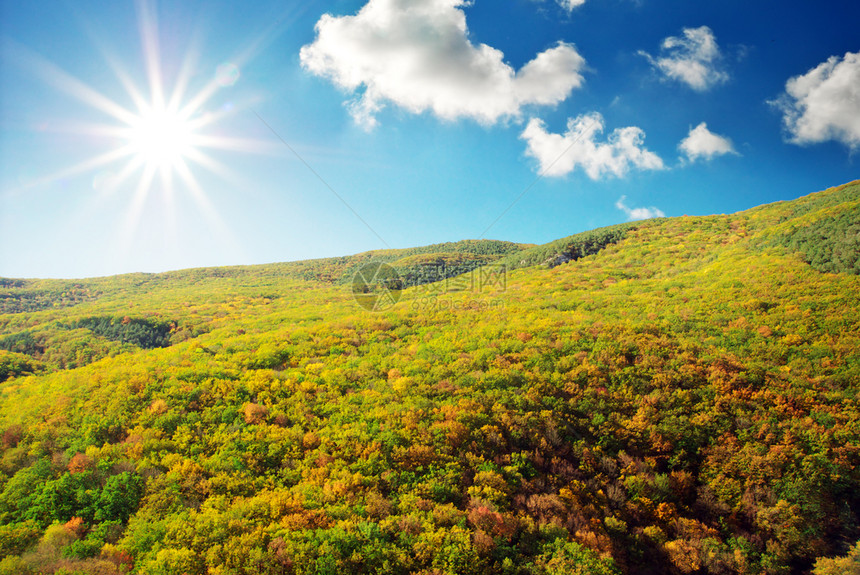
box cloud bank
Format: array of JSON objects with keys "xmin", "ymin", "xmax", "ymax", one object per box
[
  {"xmin": 679, "ymin": 122, "xmax": 737, "ymax": 162},
  {"xmin": 773, "ymin": 51, "xmax": 860, "ymax": 148},
  {"xmin": 520, "ymin": 113, "xmax": 663, "ymax": 180},
  {"xmin": 300, "ymin": 0, "xmax": 586, "ymax": 129},
  {"xmin": 616, "ymin": 196, "xmax": 665, "ymax": 221},
  {"xmin": 639, "ymin": 26, "xmax": 728, "ymax": 91}
]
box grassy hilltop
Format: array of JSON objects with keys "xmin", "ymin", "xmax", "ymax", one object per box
[{"xmin": 0, "ymin": 181, "xmax": 859, "ymax": 574}]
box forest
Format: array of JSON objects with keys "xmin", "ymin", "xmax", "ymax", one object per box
[{"xmin": 0, "ymin": 180, "xmax": 858, "ymax": 574}]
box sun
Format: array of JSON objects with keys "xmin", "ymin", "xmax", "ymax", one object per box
[
  {"xmin": 126, "ymin": 104, "xmax": 195, "ymax": 169},
  {"xmin": 6, "ymin": 0, "xmax": 282, "ymax": 263}
]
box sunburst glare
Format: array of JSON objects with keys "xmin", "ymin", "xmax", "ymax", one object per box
[
  {"xmin": 126, "ymin": 104, "xmax": 195, "ymax": 169},
  {"xmin": 4, "ymin": 0, "xmax": 279, "ymax": 266}
]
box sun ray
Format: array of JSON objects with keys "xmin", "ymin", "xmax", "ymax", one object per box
[
  {"xmin": 177, "ymin": 82, "xmax": 224, "ymax": 123},
  {"xmin": 166, "ymin": 38, "xmax": 203, "ymax": 115},
  {"xmin": 173, "ymin": 158, "xmax": 219, "ymax": 220},
  {"xmin": 171, "ymin": 14, "xmax": 281, "ymax": 121},
  {"xmin": 29, "ymin": 120, "xmax": 131, "ymax": 140},
  {"xmin": 10, "ymin": 145, "xmax": 137, "ymax": 197},
  {"xmin": 191, "ymin": 134, "xmax": 280, "ymax": 155},
  {"xmin": 64, "ymin": 8, "xmax": 154, "ymax": 116},
  {"xmin": 6, "ymin": 0, "xmax": 289, "ymax": 272},
  {"xmin": 118, "ymin": 163, "xmax": 158, "ymax": 253},
  {"xmin": 3, "ymin": 39, "xmax": 139, "ymax": 126},
  {"xmin": 136, "ymin": 0, "xmax": 166, "ymax": 110},
  {"xmin": 158, "ymin": 164, "xmax": 179, "ymax": 254},
  {"xmin": 95, "ymin": 155, "xmax": 147, "ymax": 200},
  {"xmin": 182, "ymin": 148, "xmax": 243, "ymax": 186},
  {"xmin": 103, "ymin": 54, "xmax": 153, "ymax": 116},
  {"xmin": 173, "ymin": 158, "xmax": 240, "ymax": 253},
  {"xmin": 53, "ymin": 155, "xmax": 148, "ymax": 260}
]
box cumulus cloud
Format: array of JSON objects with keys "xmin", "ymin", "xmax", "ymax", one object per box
[
  {"xmin": 772, "ymin": 51, "xmax": 860, "ymax": 148},
  {"xmin": 557, "ymin": 0, "xmax": 587, "ymax": 11},
  {"xmin": 531, "ymin": 0, "xmax": 586, "ymax": 12},
  {"xmin": 639, "ymin": 26, "xmax": 728, "ymax": 91},
  {"xmin": 300, "ymin": 0, "xmax": 586, "ymax": 129},
  {"xmin": 520, "ymin": 113, "xmax": 664, "ymax": 180},
  {"xmin": 679, "ymin": 122, "xmax": 737, "ymax": 162},
  {"xmin": 616, "ymin": 196, "xmax": 665, "ymax": 221}
]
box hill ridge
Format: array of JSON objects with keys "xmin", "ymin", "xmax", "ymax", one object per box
[{"xmin": 0, "ymin": 180, "xmax": 858, "ymax": 574}]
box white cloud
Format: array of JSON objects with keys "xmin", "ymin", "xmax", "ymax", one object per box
[
  {"xmin": 300, "ymin": 0, "xmax": 586, "ymax": 129},
  {"xmin": 557, "ymin": 0, "xmax": 587, "ymax": 11},
  {"xmin": 639, "ymin": 26, "xmax": 728, "ymax": 91},
  {"xmin": 616, "ymin": 196, "xmax": 665, "ymax": 221},
  {"xmin": 773, "ymin": 51, "xmax": 860, "ymax": 148},
  {"xmin": 679, "ymin": 122, "xmax": 737, "ymax": 162},
  {"xmin": 520, "ymin": 112, "xmax": 663, "ymax": 180}
]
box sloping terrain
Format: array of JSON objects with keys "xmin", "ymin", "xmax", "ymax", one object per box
[
  {"xmin": 0, "ymin": 181, "xmax": 858, "ymax": 574},
  {"xmin": 0, "ymin": 240, "xmax": 531, "ymax": 374}
]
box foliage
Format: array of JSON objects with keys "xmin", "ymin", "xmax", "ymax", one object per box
[
  {"xmin": 335, "ymin": 239, "xmax": 531, "ymax": 289},
  {"xmin": 0, "ymin": 351, "xmax": 42, "ymax": 382},
  {"xmin": 499, "ymin": 223, "xmax": 637, "ymax": 270},
  {"xmin": 0, "ymin": 332, "xmax": 41, "ymax": 356},
  {"xmin": 813, "ymin": 540, "xmax": 860, "ymax": 575},
  {"xmin": 775, "ymin": 205, "xmax": 860, "ymax": 274},
  {"xmin": 0, "ymin": 281, "xmax": 100, "ymax": 315},
  {"xmin": 752, "ymin": 180, "xmax": 860, "ymax": 274},
  {"xmin": 0, "ymin": 180, "xmax": 858, "ymax": 574},
  {"xmin": 0, "ymin": 521, "xmax": 41, "ymax": 558},
  {"xmin": 70, "ymin": 317, "xmax": 173, "ymax": 350}
]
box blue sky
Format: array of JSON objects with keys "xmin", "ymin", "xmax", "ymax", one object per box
[{"xmin": 1, "ymin": 0, "xmax": 858, "ymax": 278}]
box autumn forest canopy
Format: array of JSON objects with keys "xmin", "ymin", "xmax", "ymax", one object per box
[{"xmin": 0, "ymin": 181, "xmax": 859, "ymax": 574}]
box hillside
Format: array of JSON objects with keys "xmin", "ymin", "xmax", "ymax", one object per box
[{"xmin": 0, "ymin": 180, "xmax": 859, "ymax": 574}]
